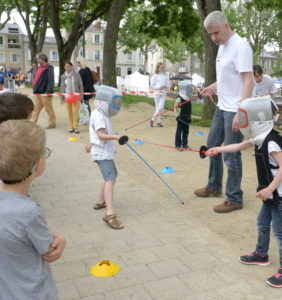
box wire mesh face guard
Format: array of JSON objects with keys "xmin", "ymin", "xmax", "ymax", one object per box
[
  {"xmin": 179, "ymin": 81, "xmax": 193, "ymax": 100},
  {"xmin": 109, "ymin": 95, "xmax": 122, "ymax": 117},
  {"xmin": 95, "ymin": 85, "xmax": 122, "ymax": 117},
  {"xmin": 238, "ymin": 96, "xmax": 276, "ymax": 140}
]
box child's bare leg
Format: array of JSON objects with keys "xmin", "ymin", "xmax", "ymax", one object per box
[
  {"xmin": 103, "ymin": 180, "xmax": 124, "ymax": 229},
  {"xmin": 97, "ymin": 182, "xmax": 105, "ymax": 204},
  {"xmin": 104, "ymin": 180, "xmax": 116, "ymax": 215}
]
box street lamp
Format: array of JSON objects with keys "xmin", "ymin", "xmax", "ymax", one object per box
[{"xmin": 80, "ymin": 11, "xmax": 87, "ymax": 58}]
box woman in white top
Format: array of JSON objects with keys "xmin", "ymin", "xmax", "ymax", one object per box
[{"xmin": 150, "ymin": 62, "xmax": 169, "ymax": 127}]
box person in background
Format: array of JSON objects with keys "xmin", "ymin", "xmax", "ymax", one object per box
[
  {"xmin": 60, "ymin": 62, "xmax": 84, "ymax": 134},
  {"xmin": 26, "ymin": 64, "xmax": 38, "ymax": 85},
  {"xmin": 30, "ymin": 53, "xmax": 56, "ymax": 129},
  {"xmin": 77, "ymin": 58, "xmax": 95, "ymax": 116},
  {"xmin": 0, "ymin": 68, "xmax": 5, "ymax": 91},
  {"xmin": 253, "ymin": 65, "xmax": 276, "ymax": 100},
  {"xmin": 150, "ymin": 62, "xmax": 169, "ymax": 127}
]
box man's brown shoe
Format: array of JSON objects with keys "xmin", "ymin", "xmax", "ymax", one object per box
[
  {"xmin": 194, "ymin": 186, "xmax": 222, "ymax": 197},
  {"xmin": 213, "ymin": 200, "xmax": 243, "ymax": 213}
]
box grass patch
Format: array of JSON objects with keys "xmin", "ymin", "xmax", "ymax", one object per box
[
  {"xmin": 24, "ymin": 83, "xmax": 60, "ymax": 93},
  {"xmin": 122, "ymin": 94, "xmax": 204, "ymax": 117},
  {"xmin": 191, "ymin": 118, "xmax": 212, "ymax": 127}
]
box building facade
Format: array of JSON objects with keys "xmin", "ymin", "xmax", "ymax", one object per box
[
  {"xmin": 0, "ymin": 23, "xmax": 25, "ymax": 73},
  {"xmin": 146, "ymin": 40, "xmax": 204, "ymax": 78},
  {"xmin": 75, "ymin": 21, "xmax": 144, "ymax": 78}
]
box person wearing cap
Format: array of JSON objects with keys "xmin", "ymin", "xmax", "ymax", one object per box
[
  {"xmin": 205, "ymin": 96, "xmax": 282, "ymax": 288},
  {"xmin": 194, "ymin": 11, "xmax": 254, "ymax": 213},
  {"xmin": 30, "ymin": 53, "xmax": 56, "ymax": 129}
]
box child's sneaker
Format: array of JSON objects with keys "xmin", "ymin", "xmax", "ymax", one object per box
[
  {"xmin": 157, "ymin": 122, "xmax": 163, "ymax": 127},
  {"xmin": 266, "ymin": 268, "xmax": 282, "ymax": 287},
  {"xmin": 239, "ymin": 251, "xmax": 270, "ymax": 266},
  {"xmin": 150, "ymin": 120, "xmax": 154, "ymax": 127}
]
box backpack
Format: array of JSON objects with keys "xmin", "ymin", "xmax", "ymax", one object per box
[{"xmin": 91, "ymin": 71, "xmax": 99, "ymax": 84}]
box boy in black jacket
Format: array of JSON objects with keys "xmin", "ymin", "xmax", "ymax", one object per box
[{"xmin": 174, "ymin": 80, "xmax": 192, "ymax": 151}]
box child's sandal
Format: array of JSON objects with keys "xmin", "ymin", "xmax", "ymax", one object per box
[
  {"xmin": 93, "ymin": 202, "xmax": 106, "ymax": 210},
  {"xmin": 103, "ymin": 214, "xmax": 124, "ymax": 229}
]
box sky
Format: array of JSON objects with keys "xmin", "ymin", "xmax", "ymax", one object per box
[{"xmin": 1, "ymin": 11, "xmax": 54, "ymax": 36}]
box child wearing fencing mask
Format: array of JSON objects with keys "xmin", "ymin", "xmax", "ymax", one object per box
[
  {"xmin": 85, "ymin": 85, "xmax": 127, "ymax": 229},
  {"xmin": 174, "ymin": 80, "xmax": 192, "ymax": 151},
  {"xmin": 205, "ymin": 96, "xmax": 282, "ymax": 287}
]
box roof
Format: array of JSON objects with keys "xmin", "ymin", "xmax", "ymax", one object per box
[
  {"xmin": 259, "ymin": 48, "xmax": 277, "ymax": 59},
  {"xmin": 24, "ymin": 35, "xmax": 57, "ymax": 44},
  {"xmin": 0, "ymin": 23, "xmax": 25, "ymax": 35}
]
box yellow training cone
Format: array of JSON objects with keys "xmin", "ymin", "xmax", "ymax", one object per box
[
  {"xmin": 90, "ymin": 260, "xmax": 120, "ymax": 277},
  {"xmin": 68, "ymin": 137, "xmax": 78, "ymax": 141}
]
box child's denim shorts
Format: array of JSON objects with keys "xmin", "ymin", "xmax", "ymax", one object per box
[{"xmin": 95, "ymin": 160, "xmax": 118, "ymax": 181}]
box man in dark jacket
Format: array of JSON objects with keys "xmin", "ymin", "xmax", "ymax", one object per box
[{"xmin": 31, "ymin": 53, "xmax": 56, "ymax": 129}]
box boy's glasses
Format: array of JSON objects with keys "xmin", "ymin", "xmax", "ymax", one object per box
[
  {"xmin": 43, "ymin": 147, "xmax": 52, "ymax": 158},
  {"xmin": 30, "ymin": 147, "xmax": 52, "ymax": 174}
]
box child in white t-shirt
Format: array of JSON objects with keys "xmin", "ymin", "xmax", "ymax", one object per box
[{"xmin": 85, "ymin": 86, "xmax": 125, "ymax": 229}]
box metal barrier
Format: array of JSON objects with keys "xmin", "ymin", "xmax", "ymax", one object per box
[{"xmin": 5, "ymin": 78, "xmax": 16, "ymax": 93}]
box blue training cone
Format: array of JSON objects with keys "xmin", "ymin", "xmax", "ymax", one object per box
[
  {"xmin": 196, "ymin": 132, "xmax": 204, "ymax": 136},
  {"xmin": 134, "ymin": 140, "xmax": 144, "ymax": 145},
  {"xmin": 161, "ymin": 167, "xmax": 175, "ymax": 174}
]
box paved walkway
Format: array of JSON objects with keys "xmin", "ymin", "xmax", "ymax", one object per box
[{"xmin": 29, "ymin": 94, "xmax": 280, "ymax": 300}]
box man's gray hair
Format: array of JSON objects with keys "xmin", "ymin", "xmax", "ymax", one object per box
[
  {"xmin": 36, "ymin": 52, "xmax": 48, "ymax": 63},
  {"xmin": 204, "ymin": 11, "xmax": 228, "ymax": 28}
]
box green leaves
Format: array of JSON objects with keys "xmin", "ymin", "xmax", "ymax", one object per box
[{"xmin": 139, "ymin": 0, "xmax": 200, "ymax": 42}]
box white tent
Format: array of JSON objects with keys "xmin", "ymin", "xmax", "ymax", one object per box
[
  {"xmin": 117, "ymin": 71, "xmax": 150, "ymax": 93},
  {"xmin": 192, "ymin": 73, "xmax": 205, "ymax": 87}
]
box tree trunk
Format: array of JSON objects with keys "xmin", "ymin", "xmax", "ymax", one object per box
[
  {"xmin": 196, "ymin": 0, "xmax": 221, "ymax": 120},
  {"xmin": 103, "ymin": 0, "xmax": 129, "ymax": 87},
  {"xmin": 49, "ymin": 0, "xmax": 112, "ymax": 86},
  {"xmin": 14, "ymin": 0, "xmax": 48, "ymax": 65},
  {"xmin": 143, "ymin": 44, "xmax": 148, "ymax": 73}
]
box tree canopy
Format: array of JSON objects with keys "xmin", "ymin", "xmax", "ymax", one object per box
[
  {"xmin": 223, "ymin": 0, "xmax": 277, "ymax": 63},
  {"xmin": 0, "ymin": 1, "xmax": 15, "ymax": 31}
]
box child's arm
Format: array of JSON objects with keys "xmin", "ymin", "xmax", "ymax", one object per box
[
  {"xmin": 85, "ymin": 144, "xmax": 91, "ymax": 152},
  {"xmin": 174, "ymin": 98, "xmax": 180, "ymax": 118},
  {"xmin": 97, "ymin": 128, "xmax": 120, "ymax": 141},
  {"xmin": 256, "ymin": 151, "xmax": 282, "ymax": 201},
  {"xmin": 205, "ymin": 140, "xmax": 253, "ymax": 156},
  {"xmin": 174, "ymin": 102, "xmax": 178, "ymax": 118},
  {"xmin": 42, "ymin": 230, "xmax": 66, "ymax": 263}
]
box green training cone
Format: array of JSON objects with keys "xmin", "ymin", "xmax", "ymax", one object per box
[{"xmin": 90, "ymin": 260, "xmax": 120, "ymax": 277}]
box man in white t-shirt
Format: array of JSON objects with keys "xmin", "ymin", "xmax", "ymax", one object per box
[
  {"xmin": 253, "ymin": 65, "xmax": 276, "ymax": 99},
  {"xmin": 194, "ymin": 11, "xmax": 254, "ymax": 213}
]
